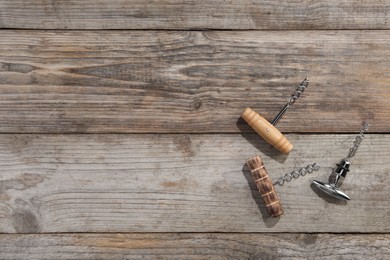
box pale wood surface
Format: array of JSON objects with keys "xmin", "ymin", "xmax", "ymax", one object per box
[
  {"xmin": 1, "ymin": 233, "xmax": 390, "ymax": 260},
  {"xmin": 1, "ymin": 1, "xmax": 389, "ymax": 30},
  {"xmin": 0, "ymin": 30, "xmax": 389, "ymax": 133},
  {"xmin": 0, "ymin": 134, "xmax": 388, "ymax": 233},
  {"xmin": 1, "ymin": 1, "xmax": 390, "ymax": 258}
]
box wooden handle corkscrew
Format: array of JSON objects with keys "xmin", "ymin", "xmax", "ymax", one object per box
[
  {"xmin": 246, "ymin": 155, "xmax": 284, "ymax": 217},
  {"xmin": 242, "ymin": 107, "xmax": 293, "ymax": 154}
]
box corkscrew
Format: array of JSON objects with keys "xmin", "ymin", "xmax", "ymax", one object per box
[
  {"xmin": 246, "ymin": 155, "xmax": 319, "ymax": 217},
  {"xmin": 241, "ymin": 77, "xmax": 309, "ymax": 154},
  {"xmin": 312, "ymin": 123, "xmax": 368, "ymax": 201}
]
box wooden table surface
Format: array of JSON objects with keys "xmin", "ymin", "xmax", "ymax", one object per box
[{"xmin": 0, "ymin": 1, "xmax": 389, "ymax": 259}]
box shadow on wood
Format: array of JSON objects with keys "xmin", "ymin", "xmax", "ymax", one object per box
[{"xmin": 237, "ymin": 116, "xmax": 289, "ymax": 164}]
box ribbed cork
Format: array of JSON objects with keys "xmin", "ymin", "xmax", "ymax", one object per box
[
  {"xmin": 241, "ymin": 107, "xmax": 293, "ymax": 154},
  {"xmin": 246, "ymin": 155, "xmax": 284, "ymax": 217}
]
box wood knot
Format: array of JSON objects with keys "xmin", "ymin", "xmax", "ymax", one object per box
[
  {"xmin": 191, "ymin": 99, "xmax": 202, "ymax": 111},
  {"xmin": 173, "ymin": 135, "xmax": 195, "ymax": 157},
  {"xmin": 12, "ymin": 202, "xmax": 41, "ymax": 233}
]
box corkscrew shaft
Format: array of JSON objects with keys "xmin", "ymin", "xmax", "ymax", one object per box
[
  {"xmin": 270, "ymin": 77, "xmax": 309, "ymax": 126},
  {"xmin": 273, "ymin": 163, "xmax": 320, "ymax": 186},
  {"xmin": 271, "ymin": 103, "xmax": 290, "ymax": 125}
]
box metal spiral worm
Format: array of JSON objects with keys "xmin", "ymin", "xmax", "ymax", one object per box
[
  {"xmin": 288, "ymin": 77, "xmax": 309, "ymax": 106},
  {"xmin": 347, "ymin": 122, "xmax": 368, "ymax": 159},
  {"xmin": 270, "ymin": 77, "xmax": 309, "ymax": 125},
  {"xmin": 273, "ymin": 163, "xmax": 320, "ymax": 186}
]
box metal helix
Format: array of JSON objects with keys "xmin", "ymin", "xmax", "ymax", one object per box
[
  {"xmin": 347, "ymin": 122, "xmax": 369, "ymax": 159},
  {"xmin": 273, "ymin": 163, "xmax": 320, "ymax": 186},
  {"xmin": 288, "ymin": 77, "xmax": 309, "ymax": 105},
  {"xmin": 270, "ymin": 77, "xmax": 309, "ymax": 125}
]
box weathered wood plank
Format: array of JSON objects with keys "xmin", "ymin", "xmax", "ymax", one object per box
[
  {"xmin": 0, "ymin": 30, "xmax": 389, "ymax": 133},
  {"xmin": 0, "ymin": 134, "xmax": 388, "ymax": 233},
  {"xmin": 0, "ymin": 1, "xmax": 389, "ymax": 30},
  {"xmin": 1, "ymin": 233, "xmax": 389, "ymax": 259}
]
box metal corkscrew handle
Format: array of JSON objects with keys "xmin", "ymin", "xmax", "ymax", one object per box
[{"xmin": 312, "ymin": 122, "xmax": 369, "ymax": 201}]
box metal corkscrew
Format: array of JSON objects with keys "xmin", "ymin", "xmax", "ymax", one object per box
[
  {"xmin": 241, "ymin": 77, "xmax": 309, "ymax": 154},
  {"xmin": 312, "ymin": 122, "xmax": 369, "ymax": 201}
]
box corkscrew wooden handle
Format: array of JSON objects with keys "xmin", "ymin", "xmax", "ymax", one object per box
[
  {"xmin": 246, "ymin": 155, "xmax": 284, "ymax": 217},
  {"xmin": 241, "ymin": 107, "xmax": 293, "ymax": 154}
]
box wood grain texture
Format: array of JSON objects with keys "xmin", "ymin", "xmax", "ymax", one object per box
[
  {"xmin": 1, "ymin": 233, "xmax": 390, "ymax": 259},
  {"xmin": 0, "ymin": 134, "xmax": 388, "ymax": 233},
  {"xmin": 0, "ymin": 30, "xmax": 389, "ymax": 133},
  {"xmin": 2, "ymin": 1, "xmax": 389, "ymax": 258},
  {"xmin": 0, "ymin": 1, "xmax": 389, "ymax": 30}
]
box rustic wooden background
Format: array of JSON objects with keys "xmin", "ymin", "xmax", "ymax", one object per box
[{"xmin": 0, "ymin": 1, "xmax": 389, "ymax": 259}]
